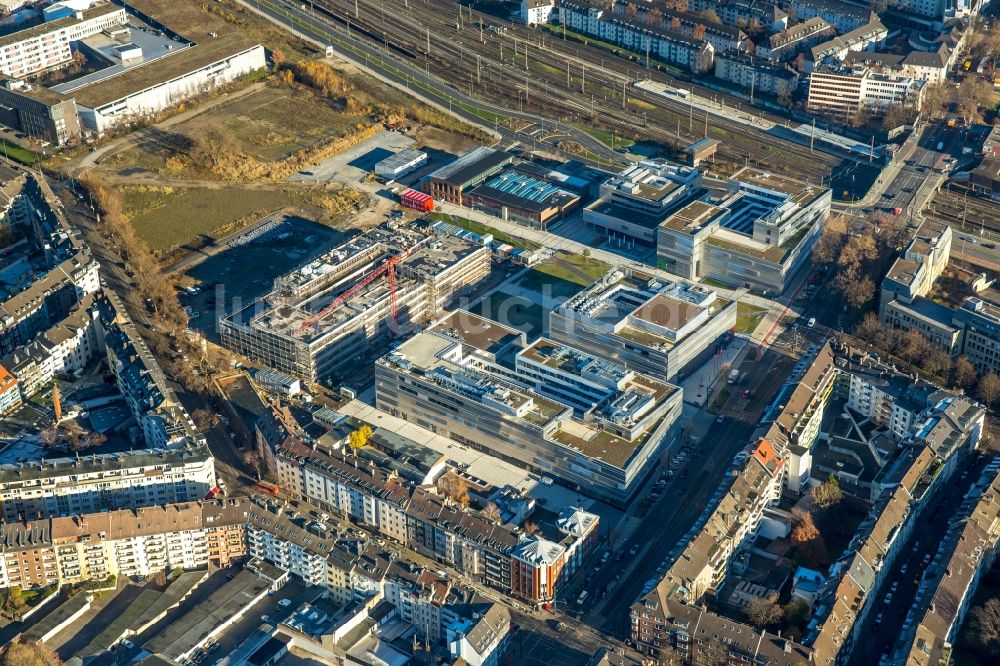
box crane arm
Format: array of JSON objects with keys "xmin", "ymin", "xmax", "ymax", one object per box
[{"xmin": 296, "ymin": 245, "xmax": 416, "ymax": 333}]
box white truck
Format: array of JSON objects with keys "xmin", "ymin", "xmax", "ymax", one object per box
[{"xmin": 728, "ymin": 369, "xmax": 740, "ymax": 384}]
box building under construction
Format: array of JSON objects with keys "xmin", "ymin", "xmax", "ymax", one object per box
[{"xmin": 219, "ymin": 227, "xmax": 491, "ymax": 382}]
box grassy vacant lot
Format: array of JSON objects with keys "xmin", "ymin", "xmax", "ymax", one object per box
[
  {"xmin": 123, "ymin": 185, "xmax": 324, "ymax": 252},
  {"xmin": 516, "ymin": 251, "xmax": 610, "ymax": 299},
  {"xmin": 736, "ymin": 302, "xmax": 767, "ymax": 334},
  {"xmin": 104, "ymin": 85, "xmax": 366, "ymax": 175}
]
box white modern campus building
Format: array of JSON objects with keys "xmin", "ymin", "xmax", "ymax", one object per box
[{"xmin": 375, "ymin": 311, "xmax": 683, "ymax": 506}]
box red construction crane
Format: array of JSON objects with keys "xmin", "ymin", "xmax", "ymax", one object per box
[{"xmin": 297, "ymin": 250, "xmax": 410, "ymax": 333}]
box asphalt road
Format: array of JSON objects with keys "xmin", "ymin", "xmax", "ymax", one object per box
[
  {"xmin": 554, "ymin": 345, "xmax": 797, "ymax": 639},
  {"xmin": 852, "ymin": 452, "xmax": 994, "ymax": 665},
  {"xmin": 52, "ymin": 183, "xmax": 256, "ymax": 496}
]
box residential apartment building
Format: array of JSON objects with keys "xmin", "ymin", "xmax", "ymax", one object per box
[
  {"xmin": 0, "ymin": 498, "xmax": 249, "ymax": 588},
  {"xmin": 97, "ymin": 291, "xmax": 203, "ymax": 449},
  {"xmin": 631, "ymin": 593, "xmax": 813, "ymax": 664},
  {"xmin": 221, "ymin": 227, "xmax": 491, "ymax": 382},
  {"xmin": 808, "ymin": 16, "xmax": 888, "ymax": 67},
  {"xmin": 0, "ymin": 444, "xmax": 216, "ymax": 522},
  {"xmin": 617, "ymin": 2, "xmax": 751, "ymax": 54},
  {"xmin": 656, "ymin": 167, "xmax": 832, "ymax": 293},
  {"xmin": 549, "ymin": 268, "xmax": 737, "ymax": 382},
  {"xmin": 805, "ymin": 422, "xmax": 976, "ymax": 666},
  {"xmin": 582, "ymin": 159, "xmax": 703, "ymax": 246},
  {"xmin": 756, "ymin": 17, "xmax": 834, "ymax": 61},
  {"xmin": 714, "ymin": 49, "xmax": 799, "ymax": 98},
  {"xmin": 247, "ymin": 502, "xmax": 336, "ymax": 587},
  {"xmin": 782, "ymin": 0, "xmax": 877, "ymax": 32},
  {"xmin": 653, "ymin": 440, "xmax": 784, "ymax": 606},
  {"xmin": 630, "ymin": 440, "xmax": 804, "ymax": 661},
  {"xmin": 0, "ymin": 173, "xmax": 100, "ymax": 357},
  {"xmin": 807, "ymin": 63, "xmax": 926, "ymax": 116},
  {"xmin": 559, "ymin": 0, "xmax": 716, "ymax": 73},
  {"xmin": 264, "ymin": 399, "xmax": 598, "ymax": 603},
  {"xmin": 845, "ymin": 358, "xmax": 935, "ymax": 439},
  {"xmin": 902, "ymin": 465, "xmax": 1000, "ymax": 665},
  {"xmin": 447, "ymin": 603, "xmax": 511, "ymax": 666},
  {"xmin": 1, "ymin": 294, "xmax": 101, "ymax": 400},
  {"xmin": 760, "ymin": 343, "xmax": 838, "ymax": 492},
  {"xmin": 853, "ymin": 44, "xmax": 951, "ymax": 85},
  {"xmin": 687, "ymin": 0, "xmax": 788, "ymax": 32},
  {"xmin": 0, "ymin": 362, "xmax": 19, "ymax": 414},
  {"xmin": 520, "ymin": 0, "xmax": 555, "ymax": 25},
  {"xmin": 0, "ymin": 3, "xmax": 128, "ymax": 78},
  {"xmin": 376, "ymin": 311, "xmax": 683, "ymax": 506}
]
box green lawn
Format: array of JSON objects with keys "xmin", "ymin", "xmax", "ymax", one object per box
[
  {"xmin": 0, "ymin": 140, "xmax": 42, "ymax": 166},
  {"xmin": 701, "ymin": 277, "xmax": 737, "ymax": 290},
  {"xmin": 515, "ymin": 251, "xmax": 610, "ymax": 300},
  {"xmin": 708, "ymin": 387, "xmax": 731, "ymax": 414},
  {"xmin": 736, "ymin": 302, "xmax": 767, "ymax": 334},
  {"xmin": 576, "ymin": 124, "xmax": 635, "ymax": 151}
]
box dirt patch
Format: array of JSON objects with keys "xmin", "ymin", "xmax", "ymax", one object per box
[{"xmin": 413, "ymin": 125, "xmax": 482, "ymax": 154}]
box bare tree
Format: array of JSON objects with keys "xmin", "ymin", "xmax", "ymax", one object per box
[
  {"xmin": 977, "ymin": 372, "xmax": 1000, "ymax": 407},
  {"xmin": 965, "ymin": 597, "xmax": 1000, "ymax": 659},
  {"xmin": 483, "ymin": 502, "xmax": 501, "ymax": 523},
  {"xmin": 957, "ymin": 77, "xmax": 996, "ymax": 125},
  {"xmin": 438, "ymin": 470, "xmax": 470, "ymax": 507},
  {"xmin": 791, "ymin": 511, "xmax": 828, "ymax": 567},
  {"xmin": 900, "ymin": 329, "xmax": 931, "ymax": 364},
  {"xmin": 953, "ymin": 356, "xmax": 978, "ymax": 389},
  {"xmin": 192, "ymin": 408, "xmax": 221, "ymax": 431},
  {"xmin": 1, "ymin": 640, "xmax": 63, "ymax": 666},
  {"xmin": 746, "ymin": 595, "xmax": 783, "ymax": 629},
  {"xmin": 811, "ymin": 474, "xmax": 843, "ymax": 509},
  {"xmin": 813, "ymin": 215, "xmax": 848, "ymax": 265},
  {"xmin": 855, "ymin": 312, "xmax": 886, "ymax": 344},
  {"xmin": 921, "ymin": 83, "xmax": 949, "ymax": 120},
  {"xmin": 922, "ymin": 349, "xmax": 954, "ymax": 377}
]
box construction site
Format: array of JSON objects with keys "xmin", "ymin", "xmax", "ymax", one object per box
[{"xmin": 219, "ymin": 226, "xmax": 491, "ymax": 382}]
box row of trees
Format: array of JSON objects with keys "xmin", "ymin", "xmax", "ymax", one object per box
[
  {"xmin": 854, "ymin": 313, "xmax": 1000, "ymax": 406},
  {"xmin": 813, "ymin": 216, "xmax": 909, "ymax": 309},
  {"xmin": 78, "ymin": 174, "xmax": 231, "ymax": 400}
]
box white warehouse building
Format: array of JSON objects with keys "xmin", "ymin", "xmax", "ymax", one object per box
[{"xmin": 65, "ymin": 39, "xmax": 265, "ymax": 133}]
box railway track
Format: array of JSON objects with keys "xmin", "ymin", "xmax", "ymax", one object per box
[
  {"xmin": 925, "ymin": 186, "xmax": 1000, "ymax": 236},
  {"xmin": 309, "ymin": 0, "xmax": 842, "ymax": 180}
]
